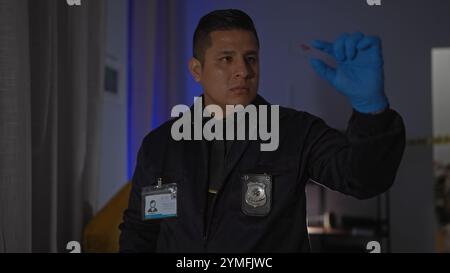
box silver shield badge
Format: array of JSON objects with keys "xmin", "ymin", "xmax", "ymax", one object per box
[
  {"xmin": 241, "ymin": 174, "xmax": 272, "ymax": 216},
  {"xmin": 245, "ymin": 182, "xmax": 267, "ymax": 208}
]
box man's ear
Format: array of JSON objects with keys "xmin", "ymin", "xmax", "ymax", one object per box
[{"xmin": 189, "ymin": 57, "xmax": 202, "ymax": 82}]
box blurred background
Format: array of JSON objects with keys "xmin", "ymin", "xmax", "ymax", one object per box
[{"xmin": 1, "ymin": 0, "xmax": 450, "ymax": 253}]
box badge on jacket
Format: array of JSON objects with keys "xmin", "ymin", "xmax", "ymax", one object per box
[
  {"xmin": 241, "ymin": 173, "xmax": 272, "ymax": 216},
  {"xmin": 141, "ymin": 178, "xmax": 178, "ymax": 220}
]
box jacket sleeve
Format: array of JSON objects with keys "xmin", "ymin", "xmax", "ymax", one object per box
[
  {"xmin": 306, "ymin": 108, "xmax": 406, "ymax": 199},
  {"xmin": 119, "ymin": 139, "xmax": 161, "ymax": 253}
]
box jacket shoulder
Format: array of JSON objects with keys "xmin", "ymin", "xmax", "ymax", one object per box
[{"xmin": 140, "ymin": 118, "xmax": 177, "ymax": 151}]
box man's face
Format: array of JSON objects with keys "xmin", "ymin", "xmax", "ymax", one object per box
[{"xmin": 190, "ymin": 29, "xmax": 259, "ymax": 110}]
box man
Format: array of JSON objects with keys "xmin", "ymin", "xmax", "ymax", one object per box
[{"xmin": 119, "ymin": 9, "xmax": 405, "ymax": 252}]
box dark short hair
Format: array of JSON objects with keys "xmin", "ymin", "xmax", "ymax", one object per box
[{"xmin": 193, "ymin": 9, "xmax": 260, "ymax": 63}]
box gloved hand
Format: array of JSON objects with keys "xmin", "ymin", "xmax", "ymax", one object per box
[{"xmin": 309, "ymin": 32, "xmax": 389, "ymax": 114}]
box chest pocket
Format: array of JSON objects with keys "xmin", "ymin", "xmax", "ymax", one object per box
[
  {"xmin": 237, "ymin": 155, "xmax": 299, "ymax": 217},
  {"xmin": 245, "ymin": 154, "xmax": 298, "ymax": 175}
]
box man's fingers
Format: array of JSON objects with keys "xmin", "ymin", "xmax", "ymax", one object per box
[
  {"xmin": 345, "ymin": 32, "xmax": 364, "ymax": 60},
  {"xmin": 310, "ymin": 40, "xmax": 334, "ymax": 56},
  {"xmin": 356, "ymin": 35, "xmax": 381, "ymax": 50},
  {"xmin": 309, "ymin": 58, "xmax": 336, "ymax": 85},
  {"xmin": 313, "ymin": 33, "xmax": 380, "ymax": 62},
  {"xmin": 334, "ymin": 33, "xmax": 348, "ymax": 62}
]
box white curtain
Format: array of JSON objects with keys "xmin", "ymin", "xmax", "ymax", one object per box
[{"xmin": 0, "ymin": 0, "xmax": 106, "ymax": 252}]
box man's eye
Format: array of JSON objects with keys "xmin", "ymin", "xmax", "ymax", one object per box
[
  {"xmin": 247, "ymin": 56, "xmax": 257, "ymax": 64},
  {"xmin": 220, "ymin": 56, "xmax": 232, "ymax": 62}
]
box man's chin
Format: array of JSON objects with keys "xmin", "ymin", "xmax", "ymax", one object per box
[{"xmin": 225, "ymin": 92, "xmax": 257, "ymax": 107}]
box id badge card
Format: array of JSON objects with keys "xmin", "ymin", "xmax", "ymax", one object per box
[{"xmin": 141, "ymin": 179, "xmax": 178, "ymax": 220}]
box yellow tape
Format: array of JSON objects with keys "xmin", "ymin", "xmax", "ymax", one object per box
[{"xmin": 407, "ymin": 135, "xmax": 450, "ymax": 146}]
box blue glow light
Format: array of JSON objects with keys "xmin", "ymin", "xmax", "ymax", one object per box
[{"xmin": 127, "ymin": 0, "xmax": 134, "ymax": 180}]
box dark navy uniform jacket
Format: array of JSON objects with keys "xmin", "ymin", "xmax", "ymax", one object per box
[{"xmin": 119, "ymin": 95, "xmax": 405, "ymax": 253}]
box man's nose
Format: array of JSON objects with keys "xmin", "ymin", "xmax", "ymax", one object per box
[{"xmin": 233, "ymin": 58, "xmax": 252, "ymax": 79}]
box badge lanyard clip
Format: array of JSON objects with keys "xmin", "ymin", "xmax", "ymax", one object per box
[{"xmin": 157, "ymin": 177, "xmax": 163, "ymax": 188}]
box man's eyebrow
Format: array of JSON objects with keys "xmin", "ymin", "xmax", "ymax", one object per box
[
  {"xmin": 245, "ymin": 50, "xmax": 259, "ymax": 56},
  {"xmin": 216, "ymin": 50, "xmax": 236, "ymax": 55},
  {"xmin": 215, "ymin": 50, "xmax": 259, "ymax": 56}
]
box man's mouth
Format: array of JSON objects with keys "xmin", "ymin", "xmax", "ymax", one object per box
[{"xmin": 229, "ymin": 86, "xmax": 250, "ymax": 93}]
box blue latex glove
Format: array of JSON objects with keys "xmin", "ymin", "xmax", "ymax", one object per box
[{"xmin": 309, "ymin": 32, "xmax": 389, "ymax": 114}]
